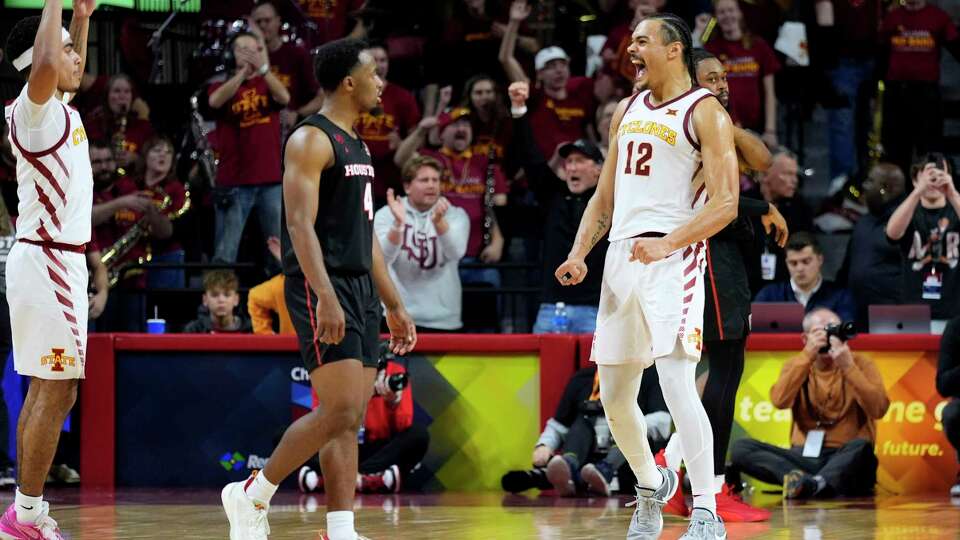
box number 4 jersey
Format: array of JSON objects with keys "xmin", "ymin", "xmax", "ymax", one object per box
[
  {"xmin": 281, "ymin": 113, "xmax": 375, "ymax": 275},
  {"xmin": 609, "ymin": 87, "xmax": 716, "ymax": 241}
]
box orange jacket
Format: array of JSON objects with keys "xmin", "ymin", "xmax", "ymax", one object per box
[{"xmin": 247, "ymin": 274, "xmax": 295, "ymax": 335}]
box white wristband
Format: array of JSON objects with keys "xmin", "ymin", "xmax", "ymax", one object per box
[
  {"xmin": 258, "ymin": 64, "xmax": 270, "ymax": 76},
  {"xmin": 510, "ymin": 105, "xmax": 528, "ymax": 118}
]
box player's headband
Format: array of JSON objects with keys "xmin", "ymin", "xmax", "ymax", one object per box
[{"xmin": 12, "ymin": 28, "xmax": 72, "ymax": 72}]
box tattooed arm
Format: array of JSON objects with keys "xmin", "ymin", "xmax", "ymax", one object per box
[{"xmin": 554, "ymin": 95, "xmax": 629, "ymax": 286}]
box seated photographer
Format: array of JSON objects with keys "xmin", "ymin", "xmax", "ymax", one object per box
[
  {"xmin": 299, "ymin": 346, "xmax": 429, "ymax": 494},
  {"xmin": 755, "ymin": 232, "xmax": 855, "ymax": 322},
  {"xmin": 936, "ymin": 316, "xmax": 960, "ymax": 497},
  {"xmin": 501, "ymin": 366, "xmax": 670, "ymax": 497},
  {"xmin": 728, "ymin": 308, "xmax": 890, "ymax": 499}
]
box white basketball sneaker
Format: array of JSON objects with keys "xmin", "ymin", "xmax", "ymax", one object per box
[{"xmin": 222, "ymin": 479, "xmax": 271, "ymax": 540}]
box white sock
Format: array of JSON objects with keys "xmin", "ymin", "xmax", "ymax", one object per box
[
  {"xmin": 244, "ymin": 471, "xmax": 278, "ymax": 505},
  {"xmin": 692, "ymin": 494, "xmax": 717, "ymax": 515},
  {"xmin": 714, "ymin": 474, "xmax": 726, "ymax": 493},
  {"xmin": 597, "ymin": 364, "xmax": 661, "ymax": 490},
  {"xmin": 14, "ymin": 489, "xmax": 42, "ymax": 524},
  {"xmin": 326, "ymin": 510, "xmax": 356, "ymax": 540}
]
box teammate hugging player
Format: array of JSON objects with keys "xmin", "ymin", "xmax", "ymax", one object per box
[
  {"xmin": 221, "ymin": 38, "xmax": 417, "ymax": 540},
  {"xmin": 556, "ymin": 13, "xmax": 739, "ymax": 540},
  {"xmin": 2, "ymin": 1, "xmax": 96, "ymax": 538}
]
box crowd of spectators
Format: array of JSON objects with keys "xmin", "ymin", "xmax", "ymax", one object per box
[
  {"xmin": 1, "ymin": 0, "xmax": 960, "ymax": 504},
  {"xmin": 1, "ymin": 0, "xmax": 958, "ymax": 335}
]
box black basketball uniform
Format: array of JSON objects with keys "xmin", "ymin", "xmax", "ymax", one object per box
[{"xmin": 281, "ymin": 114, "xmax": 380, "ymax": 371}]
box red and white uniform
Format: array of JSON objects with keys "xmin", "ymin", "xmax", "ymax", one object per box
[
  {"xmin": 4, "ymin": 85, "xmax": 92, "ymax": 379},
  {"xmin": 593, "ymin": 87, "xmax": 715, "ymax": 366}
]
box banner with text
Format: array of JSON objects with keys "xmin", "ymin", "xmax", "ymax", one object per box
[{"xmin": 734, "ymin": 350, "xmax": 956, "ymax": 494}]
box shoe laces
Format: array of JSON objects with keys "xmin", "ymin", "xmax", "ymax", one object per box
[
  {"xmin": 248, "ymin": 502, "xmax": 270, "ymax": 536},
  {"xmin": 35, "ymin": 503, "xmax": 61, "ymax": 540}
]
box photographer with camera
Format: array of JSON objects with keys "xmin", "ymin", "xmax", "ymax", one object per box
[
  {"xmin": 299, "ymin": 344, "xmax": 429, "ymax": 494},
  {"xmin": 728, "ymin": 308, "xmax": 889, "ymax": 499},
  {"xmin": 885, "ymin": 153, "xmax": 960, "ymax": 333}
]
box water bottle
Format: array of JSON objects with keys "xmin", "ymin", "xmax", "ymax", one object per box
[{"xmin": 552, "ymin": 302, "xmax": 570, "ymax": 334}]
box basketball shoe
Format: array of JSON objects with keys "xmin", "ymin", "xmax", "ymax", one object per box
[
  {"xmin": 358, "ymin": 465, "xmax": 401, "ymax": 494},
  {"xmin": 222, "ymin": 477, "xmax": 270, "ymax": 540},
  {"xmin": 715, "ymin": 483, "xmax": 770, "ymax": 522},
  {"xmin": 0, "ymin": 501, "xmax": 63, "ymax": 540},
  {"xmin": 319, "ymin": 534, "xmax": 370, "ymax": 540},
  {"xmin": 626, "ymin": 465, "xmax": 679, "ymax": 540},
  {"xmin": 679, "ymin": 508, "xmax": 727, "ymax": 539}
]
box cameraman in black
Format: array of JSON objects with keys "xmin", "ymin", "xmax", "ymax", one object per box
[
  {"xmin": 728, "ymin": 308, "xmax": 889, "ymax": 499},
  {"xmin": 298, "ymin": 345, "xmax": 429, "ymax": 494}
]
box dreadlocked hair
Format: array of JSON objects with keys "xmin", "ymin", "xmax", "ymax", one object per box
[{"xmin": 646, "ymin": 13, "xmax": 697, "ymax": 87}]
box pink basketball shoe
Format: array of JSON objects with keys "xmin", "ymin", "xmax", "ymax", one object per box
[{"xmin": 0, "ymin": 502, "xmax": 64, "ymax": 540}]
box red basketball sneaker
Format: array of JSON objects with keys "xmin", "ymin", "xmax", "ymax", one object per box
[{"xmin": 715, "ymin": 483, "xmax": 771, "ymax": 522}]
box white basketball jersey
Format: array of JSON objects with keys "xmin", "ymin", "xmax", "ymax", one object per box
[
  {"xmin": 4, "ymin": 85, "xmax": 92, "ymax": 246},
  {"xmin": 608, "ymin": 87, "xmax": 715, "ymax": 241}
]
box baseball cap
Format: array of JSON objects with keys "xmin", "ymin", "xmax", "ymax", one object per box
[
  {"xmin": 436, "ymin": 107, "xmax": 471, "ymax": 132},
  {"xmin": 535, "ymin": 46, "xmax": 570, "ymax": 71},
  {"xmin": 558, "ymin": 139, "xmax": 603, "ymax": 164}
]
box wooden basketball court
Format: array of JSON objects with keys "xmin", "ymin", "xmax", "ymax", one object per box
[{"xmin": 23, "ymin": 489, "xmax": 960, "ymax": 538}]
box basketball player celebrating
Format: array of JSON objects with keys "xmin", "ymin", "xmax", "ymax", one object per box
[
  {"xmin": 1, "ymin": 1, "xmax": 95, "ymax": 538},
  {"xmin": 221, "ymin": 39, "xmax": 417, "ymax": 540},
  {"xmin": 556, "ymin": 14, "xmax": 738, "ymax": 540}
]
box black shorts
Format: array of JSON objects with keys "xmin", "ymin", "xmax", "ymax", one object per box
[{"xmin": 284, "ymin": 272, "xmax": 381, "ymax": 372}]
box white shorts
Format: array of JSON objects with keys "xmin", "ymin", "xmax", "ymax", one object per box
[
  {"xmin": 592, "ymin": 238, "xmax": 705, "ymax": 367},
  {"xmin": 7, "ymin": 242, "xmax": 88, "ymax": 380}
]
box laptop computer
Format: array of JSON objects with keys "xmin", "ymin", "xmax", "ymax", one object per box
[
  {"xmin": 868, "ymin": 305, "xmax": 931, "ymax": 334},
  {"xmin": 750, "ymin": 303, "xmax": 806, "ymax": 333}
]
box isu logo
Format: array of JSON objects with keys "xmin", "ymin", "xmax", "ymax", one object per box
[
  {"xmin": 686, "ymin": 328, "xmax": 703, "ymax": 352},
  {"xmin": 40, "ymin": 348, "xmax": 75, "ymax": 372}
]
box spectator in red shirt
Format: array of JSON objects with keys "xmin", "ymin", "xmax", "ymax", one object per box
[
  {"xmin": 460, "ymin": 74, "xmax": 513, "ymax": 169},
  {"xmin": 355, "ymin": 43, "xmax": 421, "ymax": 205},
  {"xmin": 880, "ymin": 0, "xmax": 960, "ymax": 174},
  {"xmin": 297, "ymin": 0, "xmax": 364, "ymax": 47},
  {"xmin": 394, "ymin": 108, "xmax": 508, "ymax": 283},
  {"xmin": 251, "ymin": 1, "xmax": 324, "ymax": 137},
  {"xmin": 130, "ymin": 137, "xmax": 191, "ymax": 290},
  {"xmin": 207, "ymin": 31, "xmax": 290, "ymax": 263},
  {"xmin": 701, "ymin": 0, "xmax": 780, "ymax": 147},
  {"xmin": 298, "ymin": 357, "xmax": 429, "ymax": 493},
  {"xmin": 500, "ymin": 1, "xmax": 599, "ymax": 159},
  {"xmin": 84, "ymin": 74, "xmax": 156, "ymax": 172}
]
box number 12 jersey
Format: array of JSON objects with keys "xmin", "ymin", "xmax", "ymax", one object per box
[{"xmin": 609, "ymin": 87, "xmax": 716, "ymax": 241}]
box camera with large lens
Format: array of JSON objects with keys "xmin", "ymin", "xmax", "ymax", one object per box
[{"xmin": 820, "ymin": 321, "xmax": 856, "ymax": 353}]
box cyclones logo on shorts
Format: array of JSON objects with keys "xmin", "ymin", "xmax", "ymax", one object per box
[
  {"xmin": 686, "ymin": 328, "xmax": 703, "ymax": 352},
  {"xmin": 40, "ymin": 348, "xmax": 75, "ymax": 372}
]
